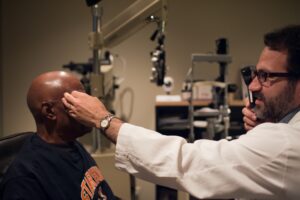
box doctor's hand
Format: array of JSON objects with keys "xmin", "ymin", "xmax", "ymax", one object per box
[
  {"xmin": 62, "ymin": 91, "xmax": 110, "ymax": 129},
  {"xmin": 242, "ymin": 100, "xmax": 260, "ymax": 131},
  {"xmin": 62, "ymin": 91, "xmax": 122, "ymax": 143}
]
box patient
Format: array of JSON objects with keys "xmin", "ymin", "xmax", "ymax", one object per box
[{"xmin": 0, "ymin": 71, "xmax": 116, "ymax": 200}]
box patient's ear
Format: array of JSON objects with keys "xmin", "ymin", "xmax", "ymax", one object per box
[{"xmin": 41, "ymin": 102, "xmax": 56, "ymax": 120}]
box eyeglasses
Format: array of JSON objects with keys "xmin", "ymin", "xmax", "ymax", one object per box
[{"xmin": 252, "ymin": 69, "xmax": 293, "ymax": 87}]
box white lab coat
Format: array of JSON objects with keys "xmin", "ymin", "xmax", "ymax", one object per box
[{"xmin": 115, "ymin": 112, "xmax": 300, "ymax": 199}]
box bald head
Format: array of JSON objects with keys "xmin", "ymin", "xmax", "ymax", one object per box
[{"xmin": 27, "ymin": 71, "xmax": 84, "ymax": 122}]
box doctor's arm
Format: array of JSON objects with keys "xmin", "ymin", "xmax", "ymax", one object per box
[{"xmin": 62, "ymin": 91, "xmax": 287, "ymax": 199}]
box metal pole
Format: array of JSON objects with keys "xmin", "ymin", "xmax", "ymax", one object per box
[
  {"xmin": 90, "ymin": 3, "xmax": 103, "ymax": 152},
  {"xmin": 188, "ymin": 62, "xmax": 195, "ymax": 142}
]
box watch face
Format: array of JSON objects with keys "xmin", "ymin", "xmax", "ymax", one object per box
[{"xmin": 101, "ymin": 119, "xmax": 109, "ymax": 128}]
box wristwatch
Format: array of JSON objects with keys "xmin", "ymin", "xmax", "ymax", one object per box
[{"xmin": 100, "ymin": 114, "xmax": 115, "ymax": 131}]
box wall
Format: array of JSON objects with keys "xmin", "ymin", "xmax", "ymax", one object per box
[
  {"xmin": 1, "ymin": 0, "xmax": 300, "ymax": 199},
  {"xmin": 0, "ymin": 0, "xmax": 2, "ymax": 136},
  {"xmin": 2, "ymin": 0, "xmax": 300, "ymax": 134}
]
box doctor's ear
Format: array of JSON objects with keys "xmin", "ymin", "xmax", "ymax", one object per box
[{"xmin": 41, "ymin": 101, "xmax": 56, "ymax": 120}]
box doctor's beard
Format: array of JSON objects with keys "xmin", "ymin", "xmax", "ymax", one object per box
[{"xmin": 253, "ymin": 81, "xmax": 296, "ymax": 122}]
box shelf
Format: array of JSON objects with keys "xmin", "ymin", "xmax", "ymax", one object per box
[
  {"xmin": 155, "ymin": 100, "xmax": 211, "ymax": 107},
  {"xmin": 155, "ymin": 93, "xmax": 245, "ymax": 107}
]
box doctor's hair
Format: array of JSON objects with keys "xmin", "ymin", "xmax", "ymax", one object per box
[{"xmin": 264, "ymin": 24, "xmax": 300, "ymax": 79}]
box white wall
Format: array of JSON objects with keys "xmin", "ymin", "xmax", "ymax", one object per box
[{"xmin": 1, "ymin": 0, "xmax": 300, "ymax": 199}]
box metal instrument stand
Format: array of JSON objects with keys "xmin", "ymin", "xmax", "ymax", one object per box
[
  {"xmin": 88, "ymin": 3, "xmax": 104, "ymax": 153},
  {"xmin": 188, "ymin": 54, "xmax": 232, "ymax": 142}
]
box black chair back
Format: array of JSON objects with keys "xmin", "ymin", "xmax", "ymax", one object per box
[{"xmin": 0, "ymin": 132, "xmax": 34, "ymax": 183}]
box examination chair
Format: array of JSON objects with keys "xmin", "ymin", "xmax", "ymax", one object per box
[{"xmin": 0, "ymin": 132, "xmax": 34, "ymax": 183}]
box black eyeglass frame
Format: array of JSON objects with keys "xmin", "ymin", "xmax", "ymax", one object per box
[{"xmin": 252, "ymin": 69, "xmax": 296, "ymax": 86}]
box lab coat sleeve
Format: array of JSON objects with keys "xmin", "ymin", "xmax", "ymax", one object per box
[{"xmin": 115, "ymin": 123, "xmax": 289, "ymax": 199}]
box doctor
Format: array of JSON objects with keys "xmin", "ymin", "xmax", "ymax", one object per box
[{"xmin": 63, "ymin": 24, "xmax": 300, "ymax": 199}]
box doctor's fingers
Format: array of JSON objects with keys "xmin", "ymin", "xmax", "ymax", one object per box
[
  {"xmin": 62, "ymin": 97, "xmax": 72, "ymax": 108},
  {"xmin": 63, "ymin": 92, "xmax": 77, "ymax": 105},
  {"xmin": 244, "ymin": 122, "xmax": 255, "ymax": 131},
  {"xmin": 243, "ymin": 114, "xmax": 257, "ymax": 126},
  {"xmin": 242, "ymin": 107, "xmax": 256, "ymax": 121},
  {"xmin": 70, "ymin": 90, "xmax": 87, "ymax": 98}
]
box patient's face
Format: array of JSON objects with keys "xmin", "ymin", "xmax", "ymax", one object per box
[
  {"xmin": 55, "ymin": 96, "xmax": 92, "ymax": 137},
  {"xmin": 50, "ymin": 73, "xmax": 92, "ymax": 137}
]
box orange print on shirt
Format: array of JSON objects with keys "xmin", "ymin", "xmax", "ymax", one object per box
[{"xmin": 81, "ymin": 166, "xmax": 105, "ymax": 200}]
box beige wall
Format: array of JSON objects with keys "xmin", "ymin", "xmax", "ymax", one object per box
[
  {"xmin": 2, "ymin": 0, "xmax": 300, "ymax": 134},
  {"xmin": 1, "ymin": 0, "xmax": 300, "ymax": 199},
  {"xmin": 0, "ymin": 0, "xmax": 2, "ymax": 136}
]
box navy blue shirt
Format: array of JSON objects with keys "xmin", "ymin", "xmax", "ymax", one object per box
[{"xmin": 0, "ymin": 134, "xmax": 115, "ymax": 200}]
